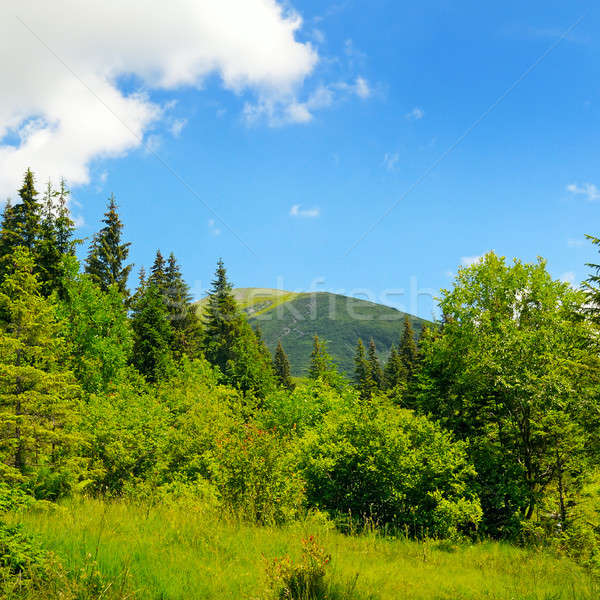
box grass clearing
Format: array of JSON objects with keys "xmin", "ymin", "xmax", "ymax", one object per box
[{"xmin": 6, "ymin": 497, "xmax": 598, "ymax": 600}]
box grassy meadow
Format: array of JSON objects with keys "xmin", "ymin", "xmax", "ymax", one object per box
[{"xmin": 7, "ymin": 497, "xmax": 598, "ymax": 600}]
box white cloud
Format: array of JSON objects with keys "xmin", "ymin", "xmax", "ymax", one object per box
[
  {"xmin": 144, "ymin": 134, "xmax": 162, "ymax": 154},
  {"xmin": 169, "ymin": 118, "xmax": 187, "ymax": 138},
  {"xmin": 0, "ymin": 0, "xmax": 318, "ymax": 197},
  {"xmin": 311, "ymin": 28, "xmax": 325, "ymax": 44},
  {"xmin": 208, "ymin": 218, "xmax": 221, "ymax": 236},
  {"xmin": 566, "ymin": 182, "xmax": 600, "ymax": 202},
  {"xmin": 383, "ymin": 152, "xmax": 399, "ymax": 171},
  {"xmin": 406, "ymin": 107, "xmax": 424, "ymax": 121},
  {"xmin": 354, "ymin": 77, "xmax": 371, "ymax": 99},
  {"xmin": 246, "ymin": 77, "xmax": 369, "ymax": 125},
  {"xmin": 461, "ymin": 253, "xmax": 486, "ymax": 267},
  {"xmin": 560, "ymin": 271, "xmax": 576, "ymax": 285},
  {"xmin": 290, "ymin": 204, "xmax": 320, "ymax": 218},
  {"xmin": 567, "ymin": 238, "xmax": 585, "ymax": 248}
]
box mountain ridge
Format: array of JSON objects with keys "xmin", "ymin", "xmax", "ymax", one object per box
[{"xmin": 195, "ymin": 288, "xmax": 431, "ymax": 376}]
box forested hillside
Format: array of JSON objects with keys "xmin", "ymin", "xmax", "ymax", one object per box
[
  {"xmin": 196, "ymin": 288, "xmax": 429, "ymax": 375},
  {"xmin": 1, "ymin": 169, "xmax": 600, "ymax": 599}
]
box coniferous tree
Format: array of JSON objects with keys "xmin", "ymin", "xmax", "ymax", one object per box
[
  {"xmin": 254, "ymin": 323, "xmax": 272, "ymax": 364},
  {"xmin": 203, "ymin": 259, "xmax": 274, "ymax": 396},
  {"xmin": 308, "ymin": 335, "xmax": 340, "ymax": 387},
  {"xmin": 585, "ymin": 234, "xmax": 600, "ymax": 323},
  {"xmin": 0, "ymin": 200, "xmax": 17, "ymax": 271},
  {"xmin": 37, "ymin": 179, "xmax": 77, "ymax": 297},
  {"xmin": 383, "ymin": 345, "xmax": 406, "ymax": 390},
  {"xmin": 0, "ymin": 170, "xmax": 42, "ymax": 278},
  {"xmin": 163, "ymin": 252, "xmax": 202, "ymax": 359},
  {"xmin": 149, "ymin": 249, "xmax": 167, "ymax": 292},
  {"xmin": 273, "ymin": 340, "xmax": 294, "ymax": 390},
  {"xmin": 354, "ymin": 338, "xmax": 371, "ymax": 399},
  {"xmin": 130, "ymin": 282, "xmax": 173, "ymax": 383},
  {"xmin": 0, "ymin": 247, "xmax": 80, "ymax": 479},
  {"xmin": 367, "ymin": 338, "xmax": 383, "ymax": 391},
  {"xmin": 85, "ymin": 194, "xmax": 132, "ymax": 297},
  {"xmin": 399, "ymin": 315, "xmax": 418, "ymax": 378},
  {"xmin": 14, "ymin": 169, "xmax": 42, "ymax": 253}
]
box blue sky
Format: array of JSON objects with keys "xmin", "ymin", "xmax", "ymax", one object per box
[{"xmin": 1, "ymin": 0, "xmax": 598, "ymax": 319}]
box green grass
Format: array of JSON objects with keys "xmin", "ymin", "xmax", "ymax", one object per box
[{"xmin": 7, "ymin": 498, "xmax": 598, "ymax": 600}]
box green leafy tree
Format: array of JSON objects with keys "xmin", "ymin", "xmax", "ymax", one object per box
[
  {"xmin": 298, "ymin": 399, "xmax": 481, "ymax": 535},
  {"xmin": 58, "ymin": 256, "xmax": 133, "ymax": 393},
  {"xmin": 273, "ymin": 340, "xmax": 294, "ymax": 390},
  {"xmin": 85, "ymin": 194, "xmax": 132, "ymax": 297},
  {"xmin": 130, "ymin": 283, "xmax": 174, "ymax": 383},
  {"xmin": 417, "ymin": 252, "xmax": 600, "ymax": 535},
  {"xmin": 203, "ymin": 259, "xmax": 274, "ymax": 396},
  {"xmin": 308, "ymin": 336, "xmax": 337, "ymax": 381},
  {"xmin": 0, "ymin": 248, "xmax": 80, "ymax": 484}
]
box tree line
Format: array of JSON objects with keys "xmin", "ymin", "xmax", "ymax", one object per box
[{"xmin": 2, "ymin": 168, "xmax": 600, "ymax": 566}]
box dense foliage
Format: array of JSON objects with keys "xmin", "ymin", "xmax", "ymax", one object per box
[{"xmin": 1, "ymin": 168, "xmax": 600, "ymax": 593}]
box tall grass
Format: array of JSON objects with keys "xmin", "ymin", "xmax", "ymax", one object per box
[{"xmin": 7, "ymin": 497, "xmax": 599, "ymax": 599}]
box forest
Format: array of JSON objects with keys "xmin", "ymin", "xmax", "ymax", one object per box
[{"xmin": 1, "ymin": 169, "xmax": 600, "ymax": 599}]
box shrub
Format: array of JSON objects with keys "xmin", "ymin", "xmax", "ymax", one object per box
[
  {"xmin": 212, "ymin": 424, "xmax": 305, "ymax": 524},
  {"xmin": 263, "ymin": 536, "xmax": 330, "ymax": 600},
  {"xmin": 298, "ymin": 400, "xmax": 481, "ymax": 537}
]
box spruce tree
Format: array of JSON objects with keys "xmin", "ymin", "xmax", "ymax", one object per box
[
  {"xmin": 14, "ymin": 169, "xmax": 41, "ymax": 252},
  {"xmin": 163, "ymin": 252, "xmax": 202, "ymax": 359},
  {"xmin": 54, "ymin": 179, "xmax": 76, "ymax": 256},
  {"xmin": 0, "ymin": 247, "xmax": 80, "ymax": 478},
  {"xmin": 367, "ymin": 338, "xmax": 383, "ymax": 391},
  {"xmin": 384, "ymin": 345, "xmax": 406, "ymax": 390},
  {"xmin": 399, "ymin": 315, "xmax": 418, "ymax": 378},
  {"xmin": 308, "ymin": 335, "xmax": 340, "ymax": 386},
  {"xmin": 85, "ymin": 194, "xmax": 132, "ymax": 297},
  {"xmin": 37, "ymin": 179, "xmax": 76, "ymax": 297},
  {"xmin": 203, "ymin": 258, "xmax": 239, "ymax": 370},
  {"xmin": 273, "ymin": 340, "xmax": 294, "ymax": 390},
  {"xmin": 130, "ymin": 282, "xmax": 173, "ymax": 383},
  {"xmin": 149, "ymin": 249, "xmax": 167, "ymax": 292},
  {"xmin": 353, "ymin": 338, "xmax": 371, "ymax": 399},
  {"xmin": 0, "ymin": 169, "xmax": 42, "ymax": 277},
  {"xmin": 203, "ymin": 259, "xmax": 274, "ymax": 396},
  {"xmin": 585, "ymin": 234, "xmax": 600, "ymax": 323}
]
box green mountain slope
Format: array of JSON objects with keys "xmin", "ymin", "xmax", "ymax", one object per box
[{"xmin": 196, "ymin": 288, "xmax": 431, "ymax": 376}]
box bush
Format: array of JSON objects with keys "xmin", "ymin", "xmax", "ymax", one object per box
[
  {"xmin": 298, "ymin": 400, "xmax": 481, "ymax": 537},
  {"xmin": 213, "ymin": 424, "xmax": 305, "ymax": 524},
  {"xmin": 263, "ymin": 536, "xmax": 331, "ymax": 600}
]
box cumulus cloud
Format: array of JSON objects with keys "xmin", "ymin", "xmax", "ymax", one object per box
[
  {"xmin": 0, "ymin": 0, "xmax": 318, "ymax": 197},
  {"xmin": 290, "ymin": 204, "xmax": 320, "ymax": 218},
  {"xmin": 406, "ymin": 107, "xmax": 424, "ymax": 121},
  {"xmin": 566, "ymin": 182, "xmax": 600, "ymax": 202}
]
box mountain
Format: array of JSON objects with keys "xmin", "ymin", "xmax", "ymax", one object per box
[{"xmin": 195, "ymin": 288, "xmax": 431, "ymax": 377}]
